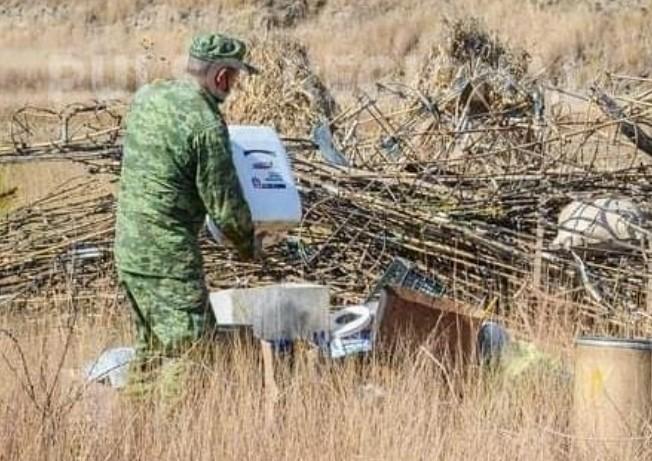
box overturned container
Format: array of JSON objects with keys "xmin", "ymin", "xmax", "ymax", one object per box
[
  {"xmin": 374, "ymin": 286, "xmax": 482, "ymax": 372},
  {"xmin": 573, "ymin": 337, "xmax": 652, "ymax": 457}
]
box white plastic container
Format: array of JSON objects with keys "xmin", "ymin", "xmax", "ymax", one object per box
[
  {"xmin": 329, "ymin": 305, "xmax": 374, "ymax": 358},
  {"xmin": 209, "ymin": 284, "xmax": 330, "ymax": 344},
  {"xmin": 206, "ymin": 125, "xmax": 302, "ymax": 243}
]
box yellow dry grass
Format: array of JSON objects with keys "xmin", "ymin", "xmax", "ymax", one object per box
[
  {"xmin": 0, "ymin": 163, "xmax": 92, "ymax": 210},
  {"xmin": 2, "ymin": 0, "xmax": 650, "ymax": 203},
  {"xmin": 0, "ymin": 292, "xmax": 649, "ymax": 460},
  {"xmin": 225, "ymin": 34, "xmax": 337, "ymax": 136},
  {"xmin": 0, "ymin": 174, "xmax": 9, "ymax": 212},
  {"xmin": 0, "ymin": 0, "xmax": 651, "ymax": 107}
]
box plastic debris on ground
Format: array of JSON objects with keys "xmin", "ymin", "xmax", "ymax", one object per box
[
  {"xmin": 329, "ymin": 303, "xmax": 375, "ymax": 359},
  {"xmin": 312, "ymin": 119, "xmax": 349, "ymax": 167},
  {"xmin": 499, "ymin": 340, "xmax": 564, "ymax": 380},
  {"xmin": 84, "ymin": 346, "xmax": 136, "ymax": 389},
  {"xmin": 366, "ymin": 257, "xmax": 446, "ymax": 302},
  {"xmin": 477, "ymin": 321, "xmax": 511, "ymax": 364}
]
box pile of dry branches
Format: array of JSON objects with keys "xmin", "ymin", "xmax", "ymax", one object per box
[
  {"xmin": 225, "ymin": 34, "xmax": 338, "ymax": 137},
  {"xmin": 2, "ymin": 26, "xmax": 652, "ymax": 334},
  {"xmin": 0, "ymin": 176, "xmax": 116, "ymax": 305},
  {"xmin": 0, "ymin": 101, "xmax": 124, "ymax": 174}
]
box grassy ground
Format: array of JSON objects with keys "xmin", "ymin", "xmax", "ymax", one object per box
[
  {"xmin": 0, "ymin": 0, "xmax": 651, "ymax": 109},
  {"xmin": 2, "ymin": 0, "xmax": 651, "ymax": 204},
  {"xmin": 0, "ymin": 296, "xmax": 649, "ymax": 460},
  {"xmin": 0, "ymin": 172, "xmax": 5, "ymax": 211},
  {"xmin": 0, "ymin": 163, "xmax": 92, "ymax": 210},
  {"xmin": 2, "ymin": 0, "xmax": 651, "ymax": 207}
]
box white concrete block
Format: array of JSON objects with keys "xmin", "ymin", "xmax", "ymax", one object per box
[{"xmin": 209, "ymin": 283, "xmax": 330, "ymax": 343}]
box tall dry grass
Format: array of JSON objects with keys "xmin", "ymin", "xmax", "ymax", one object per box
[
  {"xmin": 0, "ymin": 0, "xmax": 651, "ymax": 108},
  {"xmin": 1, "ymin": 291, "xmax": 650, "ymax": 460},
  {"xmin": 0, "ymin": 172, "xmax": 10, "ymax": 212},
  {"xmin": 2, "ymin": 0, "xmax": 650, "ymax": 203},
  {"xmin": 0, "ymin": 163, "xmax": 98, "ymax": 211}
]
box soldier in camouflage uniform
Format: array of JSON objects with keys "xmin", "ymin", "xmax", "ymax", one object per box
[{"xmin": 114, "ymin": 33, "xmax": 259, "ymax": 388}]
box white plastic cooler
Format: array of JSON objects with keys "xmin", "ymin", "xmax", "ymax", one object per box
[{"xmin": 206, "ymin": 125, "xmax": 302, "ymax": 243}]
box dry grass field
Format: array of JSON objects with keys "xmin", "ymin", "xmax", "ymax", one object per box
[
  {"xmin": 2, "ymin": 0, "xmax": 652, "ymax": 202},
  {"xmin": 0, "ymin": 0, "xmax": 651, "ymax": 108},
  {"xmin": 2, "ymin": 294, "xmax": 650, "ymax": 460},
  {"xmin": 2, "ymin": 1, "xmax": 652, "ymax": 460},
  {"xmin": 0, "ymin": 296, "xmax": 630, "ymax": 461}
]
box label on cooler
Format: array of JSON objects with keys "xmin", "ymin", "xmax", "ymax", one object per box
[
  {"xmin": 251, "ymin": 171, "xmax": 287, "ymax": 189},
  {"xmin": 228, "ymin": 125, "xmax": 302, "ymax": 225}
]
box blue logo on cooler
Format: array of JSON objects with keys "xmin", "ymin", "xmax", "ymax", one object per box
[
  {"xmin": 252, "ymin": 176, "xmax": 287, "ymax": 189},
  {"xmin": 252, "ymin": 161, "xmax": 273, "ymax": 170}
]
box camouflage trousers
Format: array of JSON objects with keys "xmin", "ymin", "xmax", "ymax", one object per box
[
  {"xmin": 118, "ymin": 271, "xmax": 217, "ymax": 361},
  {"xmin": 118, "ymin": 271, "xmax": 217, "ymax": 400}
]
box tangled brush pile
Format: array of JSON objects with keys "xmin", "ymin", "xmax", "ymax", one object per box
[
  {"xmin": 225, "ymin": 34, "xmax": 338, "ymax": 137},
  {"xmin": 257, "ymin": 0, "xmax": 326, "ymax": 29},
  {"xmin": 347, "ymin": 18, "xmax": 542, "ymax": 171},
  {"xmin": 413, "ymin": 17, "xmax": 534, "ymax": 116}
]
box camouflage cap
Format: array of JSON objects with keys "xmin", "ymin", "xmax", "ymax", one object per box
[{"xmin": 189, "ymin": 33, "xmax": 258, "ymax": 74}]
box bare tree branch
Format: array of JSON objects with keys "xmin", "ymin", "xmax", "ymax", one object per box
[{"xmin": 592, "ymin": 88, "xmax": 652, "ymax": 158}]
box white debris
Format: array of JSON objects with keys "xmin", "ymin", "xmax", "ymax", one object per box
[
  {"xmin": 84, "ymin": 347, "xmax": 135, "ymax": 389},
  {"xmin": 551, "ymin": 197, "xmax": 647, "ymax": 250}
]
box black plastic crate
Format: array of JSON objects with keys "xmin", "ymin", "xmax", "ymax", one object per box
[{"xmin": 366, "ymin": 257, "xmax": 446, "ymax": 302}]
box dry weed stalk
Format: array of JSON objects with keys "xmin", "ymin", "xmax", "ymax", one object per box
[
  {"xmin": 225, "ymin": 34, "xmax": 338, "ymax": 137},
  {"xmin": 1, "ymin": 300, "xmax": 650, "ymax": 460}
]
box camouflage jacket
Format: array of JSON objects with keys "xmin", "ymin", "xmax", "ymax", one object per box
[{"xmin": 115, "ymin": 78, "xmax": 254, "ymax": 279}]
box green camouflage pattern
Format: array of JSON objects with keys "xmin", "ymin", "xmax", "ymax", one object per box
[
  {"xmin": 115, "ymin": 77, "xmax": 254, "ymax": 280},
  {"xmin": 119, "ymin": 271, "xmax": 214, "ymax": 357},
  {"xmin": 120, "ymin": 269, "xmax": 218, "ymax": 401},
  {"xmin": 115, "ymin": 53, "xmax": 255, "ymax": 398},
  {"xmin": 189, "ymin": 33, "xmax": 247, "ymax": 62},
  {"xmin": 125, "ymin": 356, "xmax": 201, "ymax": 404}
]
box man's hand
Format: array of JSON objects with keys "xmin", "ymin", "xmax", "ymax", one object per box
[
  {"xmin": 206, "ymin": 216, "xmax": 232, "ymax": 247},
  {"xmin": 253, "ymin": 231, "xmax": 267, "ymax": 261}
]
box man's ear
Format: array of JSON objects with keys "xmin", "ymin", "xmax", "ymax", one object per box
[
  {"xmin": 203, "ymin": 63, "xmax": 229, "ymax": 101},
  {"xmin": 214, "ymin": 68, "xmax": 229, "ymax": 91}
]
